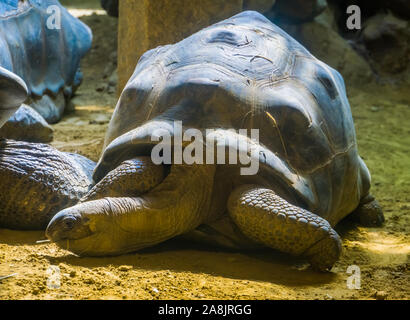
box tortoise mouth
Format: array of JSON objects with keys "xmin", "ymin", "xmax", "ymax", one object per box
[{"xmin": 46, "ymin": 208, "xmax": 93, "ymax": 243}]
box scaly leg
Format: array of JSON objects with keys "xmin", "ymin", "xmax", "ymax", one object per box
[
  {"xmin": 83, "ymin": 157, "xmax": 165, "ymax": 201},
  {"xmin": 228, "ymin": 185, "xmax": 342, "ymax": 271}
]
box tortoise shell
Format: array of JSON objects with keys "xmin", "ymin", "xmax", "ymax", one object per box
[
  {"xmin": 95, "ymin": 11, "xmax": 370, "ymax": 226},
  {"xmin": 0, "ymin": 65, "xmax": 27, "ymax": 127},
  {"xmin": 0, "ymin": 0, "xmax": 92, "ymax": 121}
]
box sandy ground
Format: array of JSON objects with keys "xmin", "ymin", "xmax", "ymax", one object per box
[{"xmin": 0, "ymin": 5, "xmax": 409, "ymax": 300}]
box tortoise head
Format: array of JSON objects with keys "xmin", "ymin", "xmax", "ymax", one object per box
[{"xmin": 0, "ymin": 66, "xmax": 28, "ymax": 128}]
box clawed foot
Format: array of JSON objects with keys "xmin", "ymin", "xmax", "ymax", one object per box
[
  {"xmin": 303, "ymin": 229, "xmax": 342, "ymax": 272},
  {"xmin": 228, "ymin": 185, "xmax": 343, "ymax": 272}
]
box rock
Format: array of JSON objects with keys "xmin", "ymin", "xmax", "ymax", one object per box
[
  {"xmin": 118, "ymin": 0, "xmax": 243, "ymax": 93},
  {"xmin": 279, "ymin": 10, "xmax": 373, "ymax": 86},
  {"xmin": 0, "ymin": 104, "xmax": 54, "ymax": 143},
  {"xmin": 96, "ymin": 84, "xmax": 107, "ymax": 92},
  {"xmin": 118, "ymin": 265, "xmax": 132, "ymax": 272},
  {"xmin": 271, "ymin": 0, "xmax": 328, "ymax": 23},
  {"xmin": 243, "ymin": 0, "xmax": 276, "ymax": 13},
  {"xmin": 361, "ymin": 13, "xmax": 410, "ymax": 75},
  {"xmin": 374, "ymin": 290, "xmax": 388, "ymax": 300}
]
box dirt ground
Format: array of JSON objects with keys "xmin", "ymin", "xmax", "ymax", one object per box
[{"xmin": 0, "ymin": 4, "xmax": 409, "ymax": 300}]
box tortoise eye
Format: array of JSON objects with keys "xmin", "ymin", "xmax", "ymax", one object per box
[{"xmin": 63, "ymin": 217, "xmax": 76, "ymax": 231}]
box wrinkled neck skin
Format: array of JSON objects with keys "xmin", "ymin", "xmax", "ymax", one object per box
[{"xmin": 46, "ymin": 162, "xmax": 216, "ymax": 256}]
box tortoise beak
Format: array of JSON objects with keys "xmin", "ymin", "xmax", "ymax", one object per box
[{"xmin": 46, "ymin": 208, "xmax": 92, "ymax": 242}]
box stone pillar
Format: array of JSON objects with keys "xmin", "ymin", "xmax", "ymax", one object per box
[{"xmin": 118, "ymin": 0, "xmax": 244, "ymax": 94}]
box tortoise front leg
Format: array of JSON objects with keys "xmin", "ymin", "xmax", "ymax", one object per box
[
  {"xmin": 227, "ymin": 185, "xmax": 342, "ymax": 271},
  {"xmin": 82, "ymin": 157, "xmax": 165, "ymax": 201}
]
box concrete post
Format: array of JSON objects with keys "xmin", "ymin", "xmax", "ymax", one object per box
[{"xmin": 117, "ymin": 0, "xmax": 245, "ymax": 94}]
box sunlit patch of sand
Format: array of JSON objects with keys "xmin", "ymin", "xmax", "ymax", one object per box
[
  {"xmin": 345, "ymin": 231, "xmax": 410, "ymax": 265},
  {"xmin": 67, "ymin": 9, "xmax": 106, "ymax": 18},
  {"xmin": 51, "ymin": 139, "xmax": 103, "ymax": 150},
  {"xmin": 75, "ymin": 105, "xmax": 115, "ymax": 112}
]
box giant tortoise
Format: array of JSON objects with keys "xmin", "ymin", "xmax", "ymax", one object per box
[
  {"xmin": 4, "ymin": 11, "xmax": 384, "ymax": 271},
  {"xmin": 0, "ymin": 0, "xmax": 92, "ymax": 124}
]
